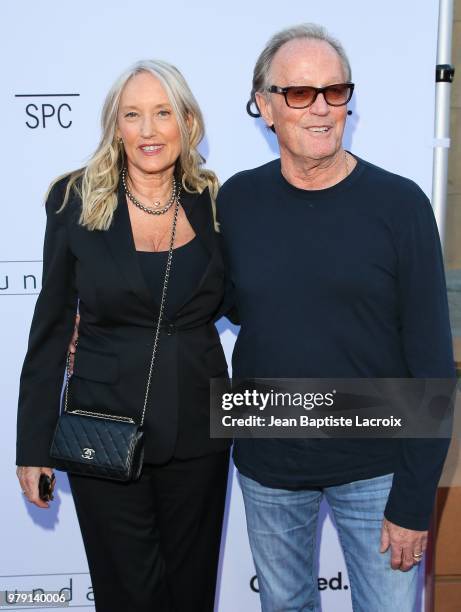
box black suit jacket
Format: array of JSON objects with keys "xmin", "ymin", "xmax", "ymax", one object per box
[{"xmin": 17, "ymin": 176, "xmax": 230, "ymax": 467}]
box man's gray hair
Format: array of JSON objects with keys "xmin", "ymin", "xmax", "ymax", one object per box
[{"xmin": 247, "ymin": 23, "xmax": 352, "ymax": 117}]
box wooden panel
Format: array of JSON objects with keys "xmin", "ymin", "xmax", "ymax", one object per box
[
  {"xmin": 438, "ymin": 409, "xmax": 461, "ymax": 488},
  {"xmin": 438, "ymin": 340, "xmax": 461, "ymax": 487},
  {"xmin": 451, "ymin": 21, "xmax": 461, "ymax": 110},
  {"xmin": 448, "ymin": 111, "xmax": 461, "ymax": 198},
  {"xmin": 455, "ymin": 0, "xmax": 461, "ymax": 23},
  {"xmin": 445, "ymin": 197, "xmax": 461, "ymax": 271},
  {"xmin": 453, "ymin": 337, "xmax": 461, "ymax": 371},
  {"xmin": 435, "ymin": 580, "xmax": 461, "ymax": 612},
  {"xmin": 435, "ymin": 488, "xmax": 461, "ymax": 575}
]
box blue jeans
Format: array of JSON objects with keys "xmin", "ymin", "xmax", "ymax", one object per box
[{"xmin": 239, "ymin": 472, "xmax": 420, "ymax": 612}]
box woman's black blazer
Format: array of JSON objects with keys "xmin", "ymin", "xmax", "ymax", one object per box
[{"xmin": 16, "ymin": 176, "xmax": 231, "ymax": 467}]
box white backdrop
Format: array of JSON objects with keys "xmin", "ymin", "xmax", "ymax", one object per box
[{"xmin": 0, "ymin": 1, "xmax": 438, "ymax": 610}]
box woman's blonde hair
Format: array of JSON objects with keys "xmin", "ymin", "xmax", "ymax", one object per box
[{"xmin": 55, "ymin": 59, "xmax": 219, "ymax": 231}]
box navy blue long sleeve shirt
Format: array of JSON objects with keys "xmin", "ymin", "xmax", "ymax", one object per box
[{"xmin": 217, "ymin": 155, "xmax": 455, "ymax": 531}]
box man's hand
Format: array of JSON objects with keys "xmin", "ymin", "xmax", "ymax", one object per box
[{"xmin": 380, "ymin": 517, "xmax": 428, "ymax": 571}]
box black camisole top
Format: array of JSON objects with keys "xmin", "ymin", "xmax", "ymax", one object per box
[{"xmin": 137, "ymin": 237, "xmax": 209, "ymax": 318}]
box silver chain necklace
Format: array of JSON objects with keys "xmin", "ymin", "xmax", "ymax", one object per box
[{"xmin": 122, "ymin": 167, "xmax": 177, "ymax": 215}]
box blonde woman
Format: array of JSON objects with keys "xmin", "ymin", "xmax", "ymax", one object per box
[{"xmin": 16, "ymin": 60, "xmax": 231, "ymax": 612}]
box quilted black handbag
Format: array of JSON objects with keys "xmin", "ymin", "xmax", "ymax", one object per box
[
  {"xmin": 50, "ymin": 411, "xmax": 145, "ymax": 481},
  {"xmin": 49, "ymin": 193, "xmax": 180, "ymax": 482}
]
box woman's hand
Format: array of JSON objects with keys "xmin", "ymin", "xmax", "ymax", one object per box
[
  {"xmin": 67, "ymin": 313, "xmax": 80, "ymax": 375},
  {"xmin": 16, "ymin": 466, "xmax": 54, "ymax": 509}
]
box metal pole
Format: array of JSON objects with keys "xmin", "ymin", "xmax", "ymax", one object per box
[{"xmin": 432, "ymin": 0, "xmax": 455, "ymax": 247}]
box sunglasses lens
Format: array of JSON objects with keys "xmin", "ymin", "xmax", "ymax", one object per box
[
  {"xmin": 286, "ymin": 86, "xmax": 316, "ymax": 108},
  {"xmin": 324, "ymin": 84, "xmax": 351, "ymax": 105}
]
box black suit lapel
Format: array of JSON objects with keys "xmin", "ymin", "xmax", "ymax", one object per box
[
  {"xmin": 175, "ymin": 187, "xmax": 219, "ymax": 313},
  {"xmin": 180, "ymin": 187, "xmax": 215, "ymax": 256},
  {"xmin": 102, "ymin": 181, "xmax": 157, "ymax": 311}
]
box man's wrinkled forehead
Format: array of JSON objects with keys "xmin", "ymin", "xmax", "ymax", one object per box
[{"xmin": 268, "ymin": 38, "xmax": 346, "ymax": 86}]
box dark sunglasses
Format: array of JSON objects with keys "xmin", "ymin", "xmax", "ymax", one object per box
[{"xmin": 267, "ymin": 83, "xmax": 355, "ymax": 109}]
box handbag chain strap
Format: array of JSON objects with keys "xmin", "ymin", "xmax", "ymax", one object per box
[
  {"xmin": 64, "ymin": 187, "xmax": 181, "ymax": 428},
  {"xmin": 139, "ymin": 189, "xmax": 180, "ymax": 426}
]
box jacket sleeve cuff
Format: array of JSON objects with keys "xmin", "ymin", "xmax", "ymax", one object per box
[{"xmin": 384, "ymin": 502, "xmax": 433, "ymax": 531}]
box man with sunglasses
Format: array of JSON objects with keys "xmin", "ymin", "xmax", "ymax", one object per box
[{"xmin": 217, "ymin": 23, "xmax": 454, "ymax": 612}]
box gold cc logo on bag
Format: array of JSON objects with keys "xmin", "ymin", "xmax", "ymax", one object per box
[{"xmin": 81, "ymin": 448, "xmax": 96, "ymax": 460}]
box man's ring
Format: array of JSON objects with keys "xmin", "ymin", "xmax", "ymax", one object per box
[{"xmin": 413, "ymin": 552, "xmax": 423, "ymax": 561}]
